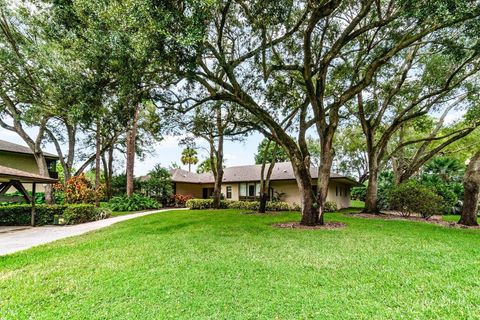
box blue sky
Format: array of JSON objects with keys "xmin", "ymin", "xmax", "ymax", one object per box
[{"xmin": 0, "ymin": 127, "xmax": 264, "ymax": 176}]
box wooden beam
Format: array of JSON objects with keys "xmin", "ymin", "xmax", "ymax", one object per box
[
  {"xmin": 10, "ymin": 180, "xmax": 31, "ymax": 204},
  {"xmin": 0, "ymin": 181, "xmax": 14, "ymax": 195}
]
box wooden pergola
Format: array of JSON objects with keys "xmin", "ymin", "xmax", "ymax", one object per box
[{"xmin": 0, "ymin": 165, "xmax": 58, "ymax": 226}]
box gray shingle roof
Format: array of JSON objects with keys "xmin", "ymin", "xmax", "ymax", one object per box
[
  {"xmin": 0, "ymin": 165, "xmax": 58, "ymax": 183},
  {"xmin": 0, "ymin": 140, "xmax": 58, "ymax": 159},
  {"xmin": 170, "ymin": 162, "xmax": 360, "ymax": 186}
]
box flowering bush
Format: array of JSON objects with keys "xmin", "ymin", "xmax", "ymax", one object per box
[
  {"xmin": 54, "ymin": 174, "xmax": 104, "ymax": 204},
  {"xmin": 172, "ymin": 194, "xmax": 193, "ymax": 207}
]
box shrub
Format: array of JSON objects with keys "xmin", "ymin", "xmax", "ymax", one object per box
[
  {"xmin": 54, "ymin": 174, "xmax": 104, "ymax": 204},
  {"xmin": 351, "ymin": 186, "xmax": 367, "ymax": 201},
  {"xmin": 186, "ymin": 199, "xmax": 291, "ymax": 211},
  {"xmin": 291, "ymin": 202, "xmax": 301, "ymax": 211},
  {"xmin": 172, "ymin": 194, "xmax": 193, "ymax": 207},
  {"xmin": 94, "ymin": 207, "xmax": 112, "ymax": 221},
  {"xmin": 140, "ymin": 165, "xmax": 174, "ymax": 205},
  {"xmin": 185, "ymin": 199, "xmax": 228, "ymax": 210},
  {"xmin": 266, "ymin": 201, "xmax": 290, "ymax": 211},
  {"xmin": 63, "ymin": 204, "xmax": 97, "ymax": 224},
  {"xmin": 227, "ymin": 201, "xmax": 258, "ymax": 210},
  {"xmin": 389, "ymin": 181, "xmax": 445, "ymax": 219},
  {"xmin": 0, "ymin": 204, "xmax": 66, "ymax": 226},
  {"xmin": 108, "ymin": 194, "xmax": 160, "ymax": 212},
  {"xmin": 324, "ymin": 201, "xmax": 338, "ymax": 212}
]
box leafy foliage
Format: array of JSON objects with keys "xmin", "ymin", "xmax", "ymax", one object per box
[
  {"xmin": 140, "ymin": 164, "xmax": 174, "ymax": 205},
  {"xmin": 324, "ymin": 201, "xmax": 338, "ymax": 213},
  {"xmin": 389, "ymin": 181, "xmax": 445, "ymax": 219},
  {"xmin": 0, "ymin": 204, "xmax": 66, "ymax": 226},
  {"xmin": 108, "ymin": 194, "xmax": 160, "ymax": 212},
  {"xmin": 171, "ymin": 194, "xmax": 193, "ymax": 207},
  {"xmin": 54, "ymin": 174, "xmax": 104, "ymax": 204},
  {"xmin": 0, "ymin": 203, "xmax": 111, "ymax": 225},
  {"xmin": 63, "ymin": 204, "xmax": 111, "ymax": 225},
  {"xmin": 186, "ymin": 199, "xmax": 294, "ymax": 211},
  {"xmin": 181, "ymin": 147, "xmax": 199, "ymax": 171},
  {"xmin": 254, "ymin": 138, "xmax": 289, "ymax": 164},
  {"xmin": 424, "ymin": 157, "xmax": 465, "ymax": 183}
]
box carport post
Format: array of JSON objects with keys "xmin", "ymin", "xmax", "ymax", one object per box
[{"xmin": 31, "ymin": 183, "xmax": 36, "ymax": 227}]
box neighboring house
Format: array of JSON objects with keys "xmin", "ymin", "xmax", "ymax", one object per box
[
  {"xmin": 171, "ymin": 162, "xmax": 360, "ymax": 209},
  {"xmin": 0, "ymin": 140, "xmax": 59, "ymax": 192}
]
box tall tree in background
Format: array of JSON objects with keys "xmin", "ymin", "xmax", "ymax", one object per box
[
  {"xmin": 0, "ymin": 3, "xmax": 57, "ymax": 202},
  {"xmin": 181, "ymin": 147, "xmax": 199, "ymax": 172},
  {"xmin": 175, "ymin": 103, "xmax": 250, "ymax": 208},
  {"xmin": 254, "ymin": 139, "xmax": 289, "ymax": 165},
  {"xmin": 196, "ymin": 158, "xmax": 213, "ymax": 173},
  {"xmin": 354, "ymin": 39, "xmax": 480, "ymax": 213}
]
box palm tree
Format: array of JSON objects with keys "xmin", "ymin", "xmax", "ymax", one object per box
[
  {"xmin": 181, "ymin": 147, "xmax": 198, "ymax": 172},
  {"xmin": 424, "ymin": 157, "xmax": 465, "ymax": 183}
]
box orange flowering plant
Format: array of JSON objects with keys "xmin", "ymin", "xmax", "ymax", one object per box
[{"xmin": 54, "ymin": 174, "xmax": 105, "ymax": 204}]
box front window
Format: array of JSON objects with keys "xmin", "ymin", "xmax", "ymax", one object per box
[
  {"xmin": 226, "ymin": 186, "xmax": 232, "ymax": 199},
  {"xmin": 248, "ymin": 184, "xmax": 255, "ymax": 197}
]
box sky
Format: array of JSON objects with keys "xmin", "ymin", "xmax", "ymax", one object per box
[{"xmin": 0, "ymin": 127, "xmax": 264, "ymax": 176}]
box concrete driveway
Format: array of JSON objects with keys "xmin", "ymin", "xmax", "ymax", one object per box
[{"xmin": 0, "ymin": 208, "xmax": 186, "ymax": 256}]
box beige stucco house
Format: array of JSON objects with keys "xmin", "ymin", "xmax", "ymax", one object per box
[
  {"xmin": 171, "ymin": 162, "xmax": 360, "ymax": 209},
  {"xmin": 0, "ymin": 140, "xmax": 58, "ymax": 192}
]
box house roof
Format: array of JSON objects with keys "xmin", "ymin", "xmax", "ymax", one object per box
[
  {"xmin": 0, "ymin": 140, "xmax": 59, "ymax": 159},
  {"xmin": 170, "ymin": 162, "xmax": 361, "ymax": 186},
  {"xmin": 0, "ymin": 165, "xmax": 58, "ymax": 184}
]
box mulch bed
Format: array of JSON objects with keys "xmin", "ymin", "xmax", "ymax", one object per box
[
  {"xmin": 272, "ymin": 221, "xmax": 346, "ymax": 230},
  {"xmin": 349, "ymin": 212, "xmax": 480, "ymax": 229}
]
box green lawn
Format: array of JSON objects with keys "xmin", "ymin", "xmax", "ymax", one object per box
[{"xmin": 1, "ymin": 209, "xmax": 480, "ymax": 319}]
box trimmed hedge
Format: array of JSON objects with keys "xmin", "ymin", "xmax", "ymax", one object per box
[
  {"xmin": 0, "ymin": 204, "xmax": 112, "ymax": 226},
  {"xmin": 324, "ymin": 201, "xmax": 338, "ymax": 212},
  {"xmin": 0, "ymin": 204, "xmax": 66, "ymax": 226},
  {"xmin": 186, "ymin": 199, "xmax": 291, "ymax": 211},
  {"xmin": 63, "ymin": 204, "xmax": 112, "ymax": 225}
]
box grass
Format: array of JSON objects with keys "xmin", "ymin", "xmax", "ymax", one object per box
[
  {"xmin": 349, "ymin": 199, "xmax": 365, "ymax": 208},
  {"xmin": 1, "ymin": 209, "xmax": 480, "ymax": 319}
]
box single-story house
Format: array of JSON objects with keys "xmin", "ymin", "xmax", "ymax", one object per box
[
  {"xmin": 171, "ymin": 162, "xmax": 360, "ymax": 209},
  {"xmin": 0, "ymin": 139, "xmax": 59, "ymax": 192}
]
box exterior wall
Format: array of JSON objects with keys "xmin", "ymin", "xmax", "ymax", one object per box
[
  {"xmin": 0, "ymin": 152, "xmax": 40, "ymax": 174},
  {"xmin": 0, "ymin": 152, "xmax": 45, "ymax": 192},
  {"xmin": 271, "ymin": 180, "xmax": 351, "ymax": 209},
  {"xmin": 174, "ymin": 179, "xmax": 351, "ymax": 209},
  {"xmin": 175, "ymin": 183, "xmax": 203, "ymax": 198},
  {"xmin": 221, "ymin": 183, "xmax": 239, "ymax": 201},
  {"xmin": 270, "ymin": 180, "xmax": 303, "ymax": 207},
  {"xmin": 326, "ymin": 182, "xmax": 351, "ymax": 209}
]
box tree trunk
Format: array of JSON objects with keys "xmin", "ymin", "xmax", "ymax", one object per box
[
  {"xmin": 211, "ymin": 107, "xmax": 224, "ymax": 209},
  {"xmin": 94, "ymin": 120, "xmax": 101, "ymax": 207},
  {"xmin": 258, "ymin": 141, "xmax": 278, "ymax": 214},
  {"xmin": 34, "ymin": 153, "xmax": 53, "ymax": 204},
  {"xmin": 126, "ymin": 106, "xmax": 140, "ymax": 197},
  {"xmin": 316, "ymin": 132, "xmax": 335, "ymax": 225},
  {"xmin": 291, "ymin": 159, "xmax": 318, "ymax": 226},
  {"xmin": 107, "ymin": 146, "xmax": 114, "ymax": 199},
  {"xmin": 459, "ymin": 152, "xmax": 480, "ymax": 226},
  {"xmin": 212, "ymin": 164, "xmax": 223, "ymax": 208},
  {"xmin": 364, "ymin": 156, "xmax": 380, "ymax": 213}
]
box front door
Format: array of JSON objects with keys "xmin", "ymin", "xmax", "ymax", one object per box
[{"xmin": 202, "ymin": 188, "xmax": 209, "ymax": 199}]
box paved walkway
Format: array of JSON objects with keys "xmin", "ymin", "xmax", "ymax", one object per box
[{"xmin": 0, "ymin": 208, "xmax": 186, "ymax": 256}]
